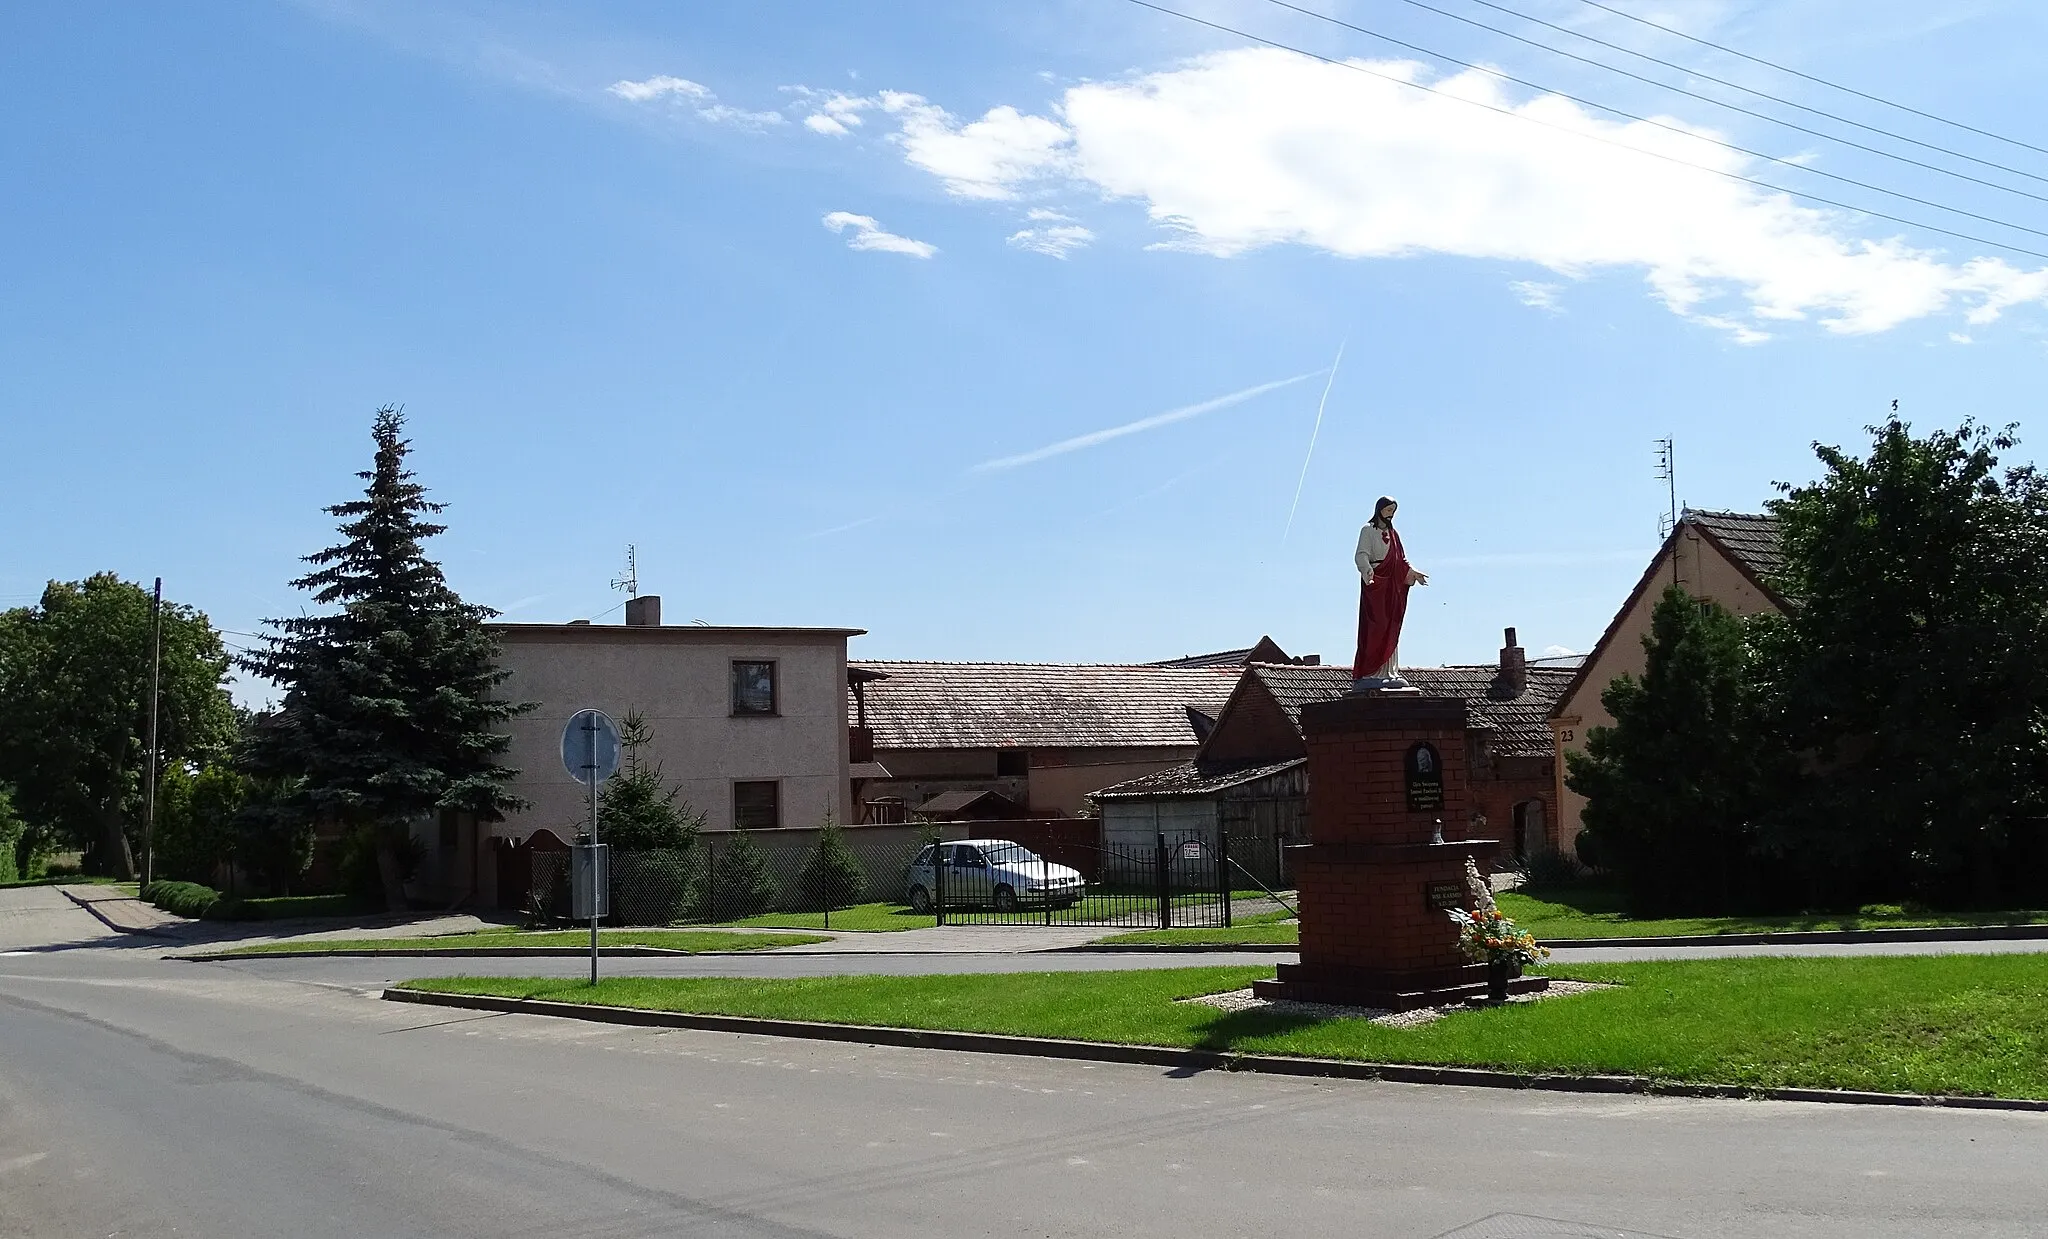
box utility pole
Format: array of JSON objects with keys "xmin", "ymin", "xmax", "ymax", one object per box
[{"xmin": 141, "ymin": 577, "xmax": 163, "ymax": 888}]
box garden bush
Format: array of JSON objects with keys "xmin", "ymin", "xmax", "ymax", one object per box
[
  {"xmin": 142, "ymin": 879, "xmax": 222, "ymax": 918},
  {"xmin": 797, "ymin": 820, "xmax": 867, "ymax": 911}
]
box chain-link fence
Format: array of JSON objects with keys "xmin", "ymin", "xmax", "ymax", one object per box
[{"xmin": 528, "ymin": 827, "xmax": 1295, "ymax": 931}]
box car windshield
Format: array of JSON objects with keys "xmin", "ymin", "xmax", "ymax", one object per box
[{"xmin": 980, "ymin": 844, "xmax": 1042, "ymax": 865}]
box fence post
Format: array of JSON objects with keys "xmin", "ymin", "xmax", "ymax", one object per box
[
  {"xmin": 706, "ymin": 836, "xmax": 717, "ymax": 923},
  {"xmin": 1155, "ymin": 832, "xmax": 1170, "ymax": 930},
  {"xmin": 822, "ymin": 850, "xmax": 830, "ymax": 931},
  {"xmin": 935, "ymin": 846, "xmax": 947, "ymax": 927},
  {"xmin": 1218, "ymin": 830, "xmax": 1232, "ymax": 929},
  {"xmin": 1043, "ymin": 853, "xmax": 1053, "ymax": 926}
]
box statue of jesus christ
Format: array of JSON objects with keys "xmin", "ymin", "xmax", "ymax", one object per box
[{"xmin": 1352, "ymin": 496, "xmax": 1427, "ymax": 690}]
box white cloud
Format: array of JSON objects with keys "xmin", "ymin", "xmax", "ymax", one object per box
[
  {"xmin": 1541, "ymin": 644, "xmax": 1578, "ymax": 658},
  {"xmin": 1950, "ymin": 331, "xmax": 1974, "ymax": 344},
  {"xmin": 608, "ymin": 75, "xmax": 708, "ymax": 103},
  {"xmin": 972, "ymin": 370, "xmax": 1324, "ymax": 473},
  {"xmin": 879, "ymin": 91, "xmax": 1071, "ymax": 201},
  {"xmin": 1026, "ymin": 208, "xmax": 1075, "ymax": 222},
  {"xmin": 1510, "ymin": 280, "xmax": 1563, "ymax": 313},
  {"xmin": 608, "ymin": 74, "xmax": 783, "ymax": 127},
  {"xmin": 1008, "ymin": 223, "xmax": 1095, "ymax": 258},
  {"xmin": 861, "ymin": 48, "xmax": 2048, "ymax": 338},
  {"xmin": 793, "ymin": 89, "xmax": 875, "ymax": 136},
  {"xmin": 822, "ymin": 211, "xmax": 937, "ymax": 258}
]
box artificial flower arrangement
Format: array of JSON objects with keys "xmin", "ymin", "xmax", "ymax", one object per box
[{"xmin": 1445, "ymin": 856, "xmax": 1550, "ymax": 967}]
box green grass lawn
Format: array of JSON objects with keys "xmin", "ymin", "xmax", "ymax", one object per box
[
  {"xmin": 217, "ymin": 928, "xmax": 827, "ymax": 955},
  {"xmin": 0, "ymin": 875, "xmax": 132, "ymax": 891},
  {"xmin": 1502, "ymin": 886, "xmax": 2048, "ymax": 940},
  {"xmin": 405, "ymin": 954, "xmax": 2048, "ymax": 1100},
  {"xmin": 708, "ymin": 902, "xmax": 936, "ymax": 932}
]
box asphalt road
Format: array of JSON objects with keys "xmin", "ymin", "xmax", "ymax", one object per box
[{"xmin": 4, "ymin": 895, "xmax": 2047, "ymax": 1237}]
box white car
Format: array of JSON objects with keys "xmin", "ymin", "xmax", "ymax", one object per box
[{"xmin": 905, "ymin": 839, "xmax": 1086, "ymax": 912}]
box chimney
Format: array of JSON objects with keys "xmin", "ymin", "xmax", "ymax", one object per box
[
  {"xmin": 1499, "ymin": 626, "xmax": 1527, "ymax": 695},
  {"xmin": 624, "ymin": 595, "xmax": 662, "ymax": 627}
]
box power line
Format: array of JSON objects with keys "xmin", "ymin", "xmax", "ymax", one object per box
[
  {"xmin": 1117, "ymin": 0, "xmax": 2048, "ymax": 263},
  {"xmin": 1253, "ymin": 0, "xmax": 2048, "ymax": 237},
  {"xmin": 1570, "ymin": 0, "xmax": 2048, "ymax": 160},
  {"xmin": 1386, "ymin": 0, "xmax": 2048, "ymax": 189}
]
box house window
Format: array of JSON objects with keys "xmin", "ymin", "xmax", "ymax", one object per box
[
  {"xmin": 732, "ymin": 660, "xmax": 778, "ymax": 716},
  {"xmin": 733, "ymin": 780, "xmax": 780, "ymax": 830},
  {"xmin": 996, "ymin": 749, "xmax": 1029, "ymax": 778}
]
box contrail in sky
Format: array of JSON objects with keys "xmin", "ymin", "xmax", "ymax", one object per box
[
  {"xmin": 971, "ymin": 369, "xmax": 1327, "ymax": 473},
  {"xmin": 1281, "ymin": 341, "xmax": 1344, "ymax": 545}
]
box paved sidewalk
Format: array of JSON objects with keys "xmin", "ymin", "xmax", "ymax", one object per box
[
  {"xmin": 0, "ymin": 885, "xmax": 118, "ymax": 951},
  {"xmin": 761, "ymin": 925, "xmax": 1108, "ymax": 954},
  {"xmin": 61, "ymin": 884, "xmax": 187, "ymax": 935}
]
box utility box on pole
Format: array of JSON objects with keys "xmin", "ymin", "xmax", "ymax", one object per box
[{"xmin": 570, "ymin": 843, "xmax": 610, "ymax": 921}]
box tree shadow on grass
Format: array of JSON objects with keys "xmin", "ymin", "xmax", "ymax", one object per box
[{"xmin": 1164, "ymin": 1004, "xmax": 1339, "ymax": 1078}]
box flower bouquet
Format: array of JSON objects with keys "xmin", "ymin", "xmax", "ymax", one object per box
[{"xmin": 1444, "ymin": 856, "xmax": 1548, "ymax": 1001}]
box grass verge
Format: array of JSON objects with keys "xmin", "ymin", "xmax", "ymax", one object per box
[
  {"xmin": 1501, "ymin": 888, "xmax": 2048, "ymax": 940},
  {"xmin": 215, "ymin": 929, "xmax": 828, "ymax": 955},
  {"xmin": 0, "ymin": 874, "xmax": 130, "ymax": 891},
  {"xmin": 403, "ymin": 954, "xmax": 2048, "ymax": 1100}
]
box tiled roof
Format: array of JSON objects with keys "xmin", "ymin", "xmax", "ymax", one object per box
[
  {"xmin": 851, "ymin": 661, "xmax": 1240, "ymax": 750},
  {"xmin": 1243, "ymin": 662, "xmax": 1572, "ymax": 759},
  {"xmin": 1685, "ymin": 509, "xmax": 1786, "ymax": 586},
  {"xmin": 1093, "ymin": 757, "xmax": 1307, "ymax": 800},
  {"xmin": 1404, "ymin": 665, "xmax": 1577, "ymax": 758},
  {"xmin": 1151, "ymin": 646, "xmax": 1255, "ymax": 668}
]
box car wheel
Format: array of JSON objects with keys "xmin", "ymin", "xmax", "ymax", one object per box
[
  {"xmin": 907, "ymin": 885, "xmax": 932, "ymax": 914},
  {"xmin": 992, "ymin": 885, "xmax": 1018, "ymax": 913}
]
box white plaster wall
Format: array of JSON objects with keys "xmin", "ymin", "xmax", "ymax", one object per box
[{"xmin": 490, "ymin": 627, "xmax": 853, "ymax": 840}]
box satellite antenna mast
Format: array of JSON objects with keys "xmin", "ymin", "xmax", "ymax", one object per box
[
  {"xmin": 610, "ymin": 545, "xmax": 639, "ymax": 599},
  {"xmin": 1653, "ymin": 439, "xmax": 1678, "ymax": 538}
]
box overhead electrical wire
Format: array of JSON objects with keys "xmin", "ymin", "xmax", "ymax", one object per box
[
  {"xmin": 1256, "ymin": 0, "xmax": 2048, "ymax": 222},
  {"xmin": 1117, "ymin": 0, "xmax": 2048, "ymax": 264},
  {"xmin": 1383, "ymin": 0, "xmax": 2048, "ymax": 188},
  {"xmin": 1570, "ymin": 0, "xmax": 2048, "ymax": 161}
]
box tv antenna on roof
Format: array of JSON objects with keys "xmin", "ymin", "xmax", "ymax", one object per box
[
  {"xmin": 611, "ymin": 545, "xmax": 639, "ymax": 599},
  {"xmin": 1653, "ymin": 439, "xmax": 1679, "ymax": 538}
]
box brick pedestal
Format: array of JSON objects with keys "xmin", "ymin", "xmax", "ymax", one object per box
[{"xmin": 1253, "ymin": 692, "xmax": 1548, "ymax": 1011}]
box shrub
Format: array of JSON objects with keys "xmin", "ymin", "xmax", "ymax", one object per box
[
  {"xmin": 697, "ymin": 830, "xmax": 778, "ymax": 920},
  {"xmin": 336, "ymin": 824, "xmax": 427, "ymax": 902},
  {"xmin": 797, "ymin": 818, "xmax": 867, "ymax": 911},
  {"xmin": 1518, "ymin": 847, "xmax": 1587, "ymax": 890},
  {"xmin": 142, "ymin": 879, "xmax": 222, "ymax": 919}
]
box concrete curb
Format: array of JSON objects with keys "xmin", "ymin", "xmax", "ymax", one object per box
[
  {"xmin": 1539, "ymin": 923, "xmax": 2048, "ymax": 949},
  {"xmin": 379, "ymin": 987, "xmax": 2048, "ymax": 1114},
  {"xmin": 178, "ymin": 945, "xmax": 731, "ymax": 961},
  {"xmin": 1065, "ymin": 924, "xmax": 2048, "ymax": 954},
  {"xmin": 60, "ymin": 888, "xmax": 174, "ymax": 938}
]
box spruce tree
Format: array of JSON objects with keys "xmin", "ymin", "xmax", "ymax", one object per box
[{"xmin": 241, "ymin": 407, "xmax": 529, "ymax": 909}]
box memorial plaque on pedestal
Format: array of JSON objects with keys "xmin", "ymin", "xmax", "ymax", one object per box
[
  {"xmin": 1405, "ymin": 741, "xmax": 1444, "ymax": 811},
  {"xmin": 1424, "ymin": 880, "xmax": 1462, "ymax": 910}
]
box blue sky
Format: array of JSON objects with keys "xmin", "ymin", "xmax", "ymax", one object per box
[{"xmin": 4, "ymin": 0, "xmax": 2045, "ymax": 701}]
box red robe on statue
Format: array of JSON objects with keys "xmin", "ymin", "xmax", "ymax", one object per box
[{"xmin": 1352, "ymin": 524, "xmax": 1412, "ymax": 679}]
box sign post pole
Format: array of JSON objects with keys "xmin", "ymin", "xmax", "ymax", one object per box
[
  {"xmin": 561, "ymin": 709, "xmax": 620, "ymax": 988},
  {"xmin": 587, "ymin": 714, "xmax": 600, "ymax": 986}
]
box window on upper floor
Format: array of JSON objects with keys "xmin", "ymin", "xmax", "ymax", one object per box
[
  {"xmin": 996, "ymin": 749, "xmax": 1029, "ymax": 778},
  {"xmin": 732, "ymin": 660, "xmax": 778, "ymax": 716}
]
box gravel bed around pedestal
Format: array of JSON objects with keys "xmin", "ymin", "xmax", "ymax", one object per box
[{"xmin": 1181, "ymin": 978, "xmax": 1613, "ymax": 1029}]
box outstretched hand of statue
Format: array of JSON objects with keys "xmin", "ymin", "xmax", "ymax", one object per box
[{"xmin": 1409, "ymin": 568, "xmax": 1428, "ymax": 587}]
